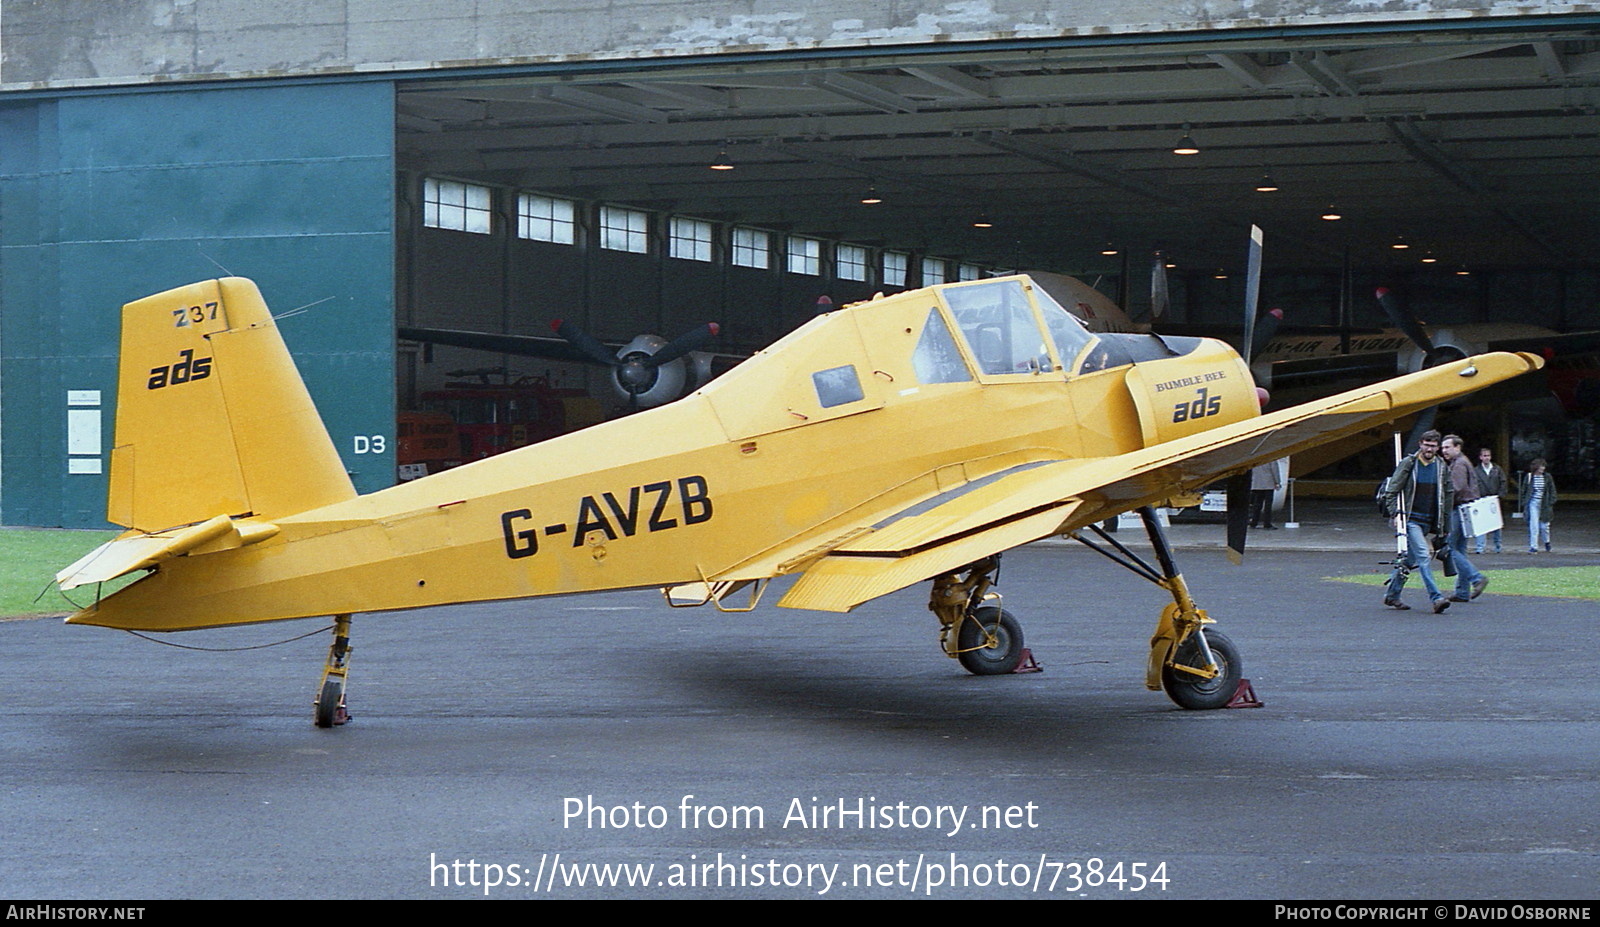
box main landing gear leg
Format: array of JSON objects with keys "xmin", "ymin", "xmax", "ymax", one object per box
[
  {"xmin": 1074, "ymin": 507, "xmax": 1243, "ymax": 709},
  {"xmin": 928, "ymin": 555, "xmax": 1028, "ymax": 675},
  {"xmin": 314, "ymin": 614, "xmax": 353, "ymax": 728}
]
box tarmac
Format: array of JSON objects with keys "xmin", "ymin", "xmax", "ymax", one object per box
[{"xmin": 2, "ymin": 494, "xmax": 1595, "ymax": 900}]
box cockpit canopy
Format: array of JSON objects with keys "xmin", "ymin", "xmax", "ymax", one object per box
[
  {"xmin": 911, "ymin": 276, "xmax": 1199, "ymax": 384},
  {"xmin": 913, "ymin": 277, "xmax": 1108, "ymax": 382}
]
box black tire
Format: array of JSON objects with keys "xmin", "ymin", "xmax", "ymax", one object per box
[
  {"xmin": 1162, "ymin": 628, "xmax": 1242, "ymax": 710},
  {"xmin": 956, "ymin": 606, "xmax": 1024, "ymax": 676},
  {"xmin": 314, "ymin": 677, "xmax": 343, "ymax": 728}
]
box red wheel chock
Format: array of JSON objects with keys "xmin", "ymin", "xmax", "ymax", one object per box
[
  {"xmin": 1011, "ymin": 648, "xmax": 1043, "ymax": 674},
  {"xmin": 1225, "ymin": 678, "xmax": 1263, "ymax": 708}
]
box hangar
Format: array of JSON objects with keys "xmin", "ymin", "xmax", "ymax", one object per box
[{"xmin": 4, "ymin": 3, "xmax": 1599, "ymax": 527}]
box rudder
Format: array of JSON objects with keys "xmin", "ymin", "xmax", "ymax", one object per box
[{"xmin": 108, "ymin": 278, "xmax": 356, "ymax": 531}]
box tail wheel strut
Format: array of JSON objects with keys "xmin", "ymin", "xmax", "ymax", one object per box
[{"xmin": 314, "ymin": 614, "xmax": 352, "ymax": 728}]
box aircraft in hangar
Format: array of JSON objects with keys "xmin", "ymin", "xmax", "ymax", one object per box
[
  {"xmin": 56, "ymin": 272, "xmax": 1541, "ymax": 726},
  {"xmin": 1250, "ymin": 287, "xmax": 1600, "ymax": 417}
]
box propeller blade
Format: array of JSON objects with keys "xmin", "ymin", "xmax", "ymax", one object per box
[
  {"xmin": 1150, "ymin": 252, "xmax": 1170, "ymax": 319},
  {"xmin": 1374, "ymin": 287, "xmax": 1437, "ymax": 356},
  {"xmin": 645, "ymin": 322, "xmax": 721, "ymax": 367},
  {"xmin": 1240, "ymin": 225, "xmax": 1264, "ymax": 365},
  {"xmin": 1374, "ymin": 287, "xmax": 1446, "ymax": 453},
  {"xmin": 1225, "ymin": 473, "xmax": 1251, "ymax": 565},
  {"xmin": 1250, "ymin": 308, "xmax": 1284, "ymax": 361},
  {"xmin": 551, "ymin": 319, "xmax": 623, "ymax": 368}
]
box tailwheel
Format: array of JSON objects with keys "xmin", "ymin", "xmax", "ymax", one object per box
[
  {"xmin": 1161, "ymin": 628, "xmax": 1242, "ymax": 710},
  {"xmin": 314, "ymin": 614, "xmax": 353, "ymax": 728},
  {"xmin": 315, "ymin": 676, "xmax": 348, "ymax": 728},
  {"xmin": 956, "ymin": 606, "xmax": 1025, "ymax": 676}
]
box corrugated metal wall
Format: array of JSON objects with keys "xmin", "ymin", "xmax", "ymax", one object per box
[{"xmin": 0, "ymin": 81, "xmax": 396, "ymax": 527}]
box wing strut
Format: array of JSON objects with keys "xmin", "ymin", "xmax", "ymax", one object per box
[{"xmin": 1069, "ymin": 508, "xmax": 1246, "ymax": 708}]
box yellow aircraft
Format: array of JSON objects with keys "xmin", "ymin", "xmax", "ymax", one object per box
[{"xmin": 56, "ymin": 275, "xmax": 1543, "ymax": 726}]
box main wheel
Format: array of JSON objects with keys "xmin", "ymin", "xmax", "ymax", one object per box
[
  {"xmin": 314, "ymin": 677, "xmax": 344, "ymax": 728},
  {"xmin": 956, "ymin": 606, "xmax": 1024, "ymax": 676},
  {"xmin": 1161, "ymin": 628, "xmax": 1242, "ymax": 710}
]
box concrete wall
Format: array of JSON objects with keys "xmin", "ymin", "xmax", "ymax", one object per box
[{"xmin": 5, "ymin": 1, "xmax": 1596, "ymax": 90}]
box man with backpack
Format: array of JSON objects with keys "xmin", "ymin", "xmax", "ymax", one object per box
[{"xmin": 1379, "ymin": 430, "xmax": 1452, "ymax": 613}]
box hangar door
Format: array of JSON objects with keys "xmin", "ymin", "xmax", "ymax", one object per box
[{"xmin": 0, "ymin": 81, "xmax": 396, "ymax": 528}]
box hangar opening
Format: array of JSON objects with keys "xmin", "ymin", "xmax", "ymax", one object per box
[{"xmin": 391, "ymin": 22, "xmax": 1600, "ymax": 492}]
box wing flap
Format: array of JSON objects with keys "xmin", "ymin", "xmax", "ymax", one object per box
[{"xmin": 778, "ymin": 502, "xmax": 1083, "ymax": 612}]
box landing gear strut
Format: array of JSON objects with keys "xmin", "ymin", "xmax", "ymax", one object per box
[
  {"xmin": 314, "ymin": 614, "xmax": 352, "ymax": 727},
  {"xmin": 1073, "ymin": 507, "xmax": 1244, "ymax": 709},
  {"xmin": 928, "ymin": 556, "xmax": 1028, "ymax": 675}
]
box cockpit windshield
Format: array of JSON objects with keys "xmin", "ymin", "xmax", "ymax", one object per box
[
  {"xmin": 940, "ymin": 280, "xmax": 1053, "ymax": 376},
  {"xmin": 1030, "ymin": 286, "xmax": 1108, "ymax": 372}
]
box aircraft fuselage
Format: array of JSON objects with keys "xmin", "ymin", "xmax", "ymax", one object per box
[{"xmin": 69, "ymin": 277, "xmax": 1256, "ymax": 631}]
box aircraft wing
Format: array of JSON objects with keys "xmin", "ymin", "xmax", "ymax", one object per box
[
  {"xmin": 398, "ymin": 326, "xmax": 748, "ymax": 369},
  {"xmin": 398, "ymin": 327, "xmax": 600, "ymax": 364},
  {"xmin": 776, "ymin": 351, "xmax": 1542, "ymax": 612},
  {"xmin": 1260, "ymin": 351, "xmax": 1399, "ymax": 390},
  {"xmin": 1486, "ymin": 329, "xmax": 1600, "ymax": 357}
]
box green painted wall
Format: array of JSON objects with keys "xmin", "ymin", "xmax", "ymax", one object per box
[{"xmin": 0, "ymin": 81, "xmax": 396, "ymax": 527}]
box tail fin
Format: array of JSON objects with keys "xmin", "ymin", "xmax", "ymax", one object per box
[{"xmin": 108, "ymin": 278, "xmax": 356, "ymax": 532}]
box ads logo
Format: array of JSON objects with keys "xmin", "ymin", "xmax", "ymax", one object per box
[{"xmin": 147, "ymin": 349, "xmax": 213, "ymax": 390}]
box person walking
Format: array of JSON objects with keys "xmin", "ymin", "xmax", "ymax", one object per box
[
  {"xmin": 1520, "ymin": 459, "xmax": 1558, "ymax": 553},
  {"xmin": 1248, "ymin": 459, "xmax": 1283, "ymax": 530},
  {"xmin": 1381, "ymin": 430, "xmax": 1452, "ymax": 613},
  {"xmin": 1472, "ymin": 447, "xmax": 1507, "ymax": 554},
  {"xmin": 1441, "ymin": 435, "xmax": 1489, "ymax": 603}
]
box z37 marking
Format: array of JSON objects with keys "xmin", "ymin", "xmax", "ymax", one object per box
[
  {"xmin": 501, "ymin": 476, "xmax": 714, "ymax": 559},
  {"xmin": 171, "ymin": 302, "xmax": 220, "ymax": 327}
]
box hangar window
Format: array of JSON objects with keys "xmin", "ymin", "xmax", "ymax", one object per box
[
  {"xmin": 670, "ymin": 217, "xmax": 715, "ymax": 262},
  {"xmin": 837, "ymin": 244, "xmax": 870, "ymax": 282},
  {"xmin": 883, "ymin": 251, "xmax": 909, "ymax": 288},
  {"xmin": 958, "ymin": 264, "xmax": 983, "ymax": 281},
  {"xmin": 731, "ymin": 227, "xmax": 770, "ymax": 269},
  {"xmin": 787, "ymin": 237, "xmax": 823, "ymax": 276},
  {"xmin": 518, "ymin": 194, "xmax": 576, "ymax": 244},
  {"xmin": 424, "ymin": 178, "xmax": 492, "ymax": 235},
  {"xmin": 600, "ymin": 206, "xmax": 651, "ymax": 253},
  {"xmin": 924, "ymin": 257, "xmax": 950, "ymax": 284}
]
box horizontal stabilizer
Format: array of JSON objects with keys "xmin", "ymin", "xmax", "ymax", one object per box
[{"xmin": 55, "ymin": 515, "xmax": 283, "ymax": 590}]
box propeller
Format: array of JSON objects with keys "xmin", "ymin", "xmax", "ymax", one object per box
[
  {"xmin": 1374, "ymin": 286, "xmax": 1438, "ymax": 358},
  {"xmin": 1225, "ymin": 473, "xmax": 1252, "ymax": 566},
  {"xmin": 1227, "ymin": 226, "xmax": 1266, "ymax": 565},
  {"xmin": 552, "ymin": 319, "xmax": 721, "ymax": 409},
  {"xmin": 1240, "ymin": 226, "xmax": 1264, "ymax": 364},
  {"xmin": 1150, "ymin": 251, "xmax": 1170, "ymax": 319},
  {"xmin": 1250, "ymin": 308, "xmax": 1284, "ymax": 362},
  {"xmin": 1373, "ymin": 287, "xmax": 1458, "ymax": 452}
]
